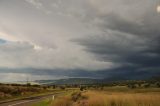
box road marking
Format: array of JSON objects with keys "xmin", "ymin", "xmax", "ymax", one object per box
[
  {"xmin": 8, "ymin": 95, "xmax": 54, "ymax": 106},
  {"xmin": 8, "ymin": 100, "xmax": 34, "ymax": 106}
]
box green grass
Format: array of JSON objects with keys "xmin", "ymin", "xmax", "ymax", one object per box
[
  {"xmin": 32, "ymin": 98, "xmax": 52, "ymax": 106},
  {"xmin": 32, "ymin": 89, "xmax": 79, "ymax": 106}
]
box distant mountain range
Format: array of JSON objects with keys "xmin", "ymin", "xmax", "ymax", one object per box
[
  {"xmin": 32, "ymin": 68, "xmax": 160, "ymax": 85},
  {"xmin": 35, "ymin": 78, "xmax": 99, "ymax": 85},
  {"xmin": 34, "ymin": 75, "xmax": 160, "ymax": 85}
]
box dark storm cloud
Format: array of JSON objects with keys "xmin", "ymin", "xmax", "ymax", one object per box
[
  {"xmin": 72, "ymin": 1, "xmax": 160, "ymax": 73},
  {"xmin": 1, "ymin": 67, "xmax": 160, "ymax": 81},
  {"xmin": 73, "ymin": 32, "xmax": 160, "ymax": 72},
  {"xmin": 100, "ymin": 13, "xmax": 160, "ymax": 37},
  {"xmin": 73, "ymin": 28, "xmax": 160, "ymax": 68}
]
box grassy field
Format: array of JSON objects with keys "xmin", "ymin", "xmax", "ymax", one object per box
[
  {"xmin": 34, "ymin": 87, "xmax": 160, "ymax": 106},
  {"xmin": 78, "ymin": 91, "xmax": 160, "ymax": 106},
  {"xmin": 2, "ymin": 83, "xmax": 159, "ymax": 106},
  {"xmin": 0, "ymin": 83, "xmax": 75, "ymax": 103},
  {"xmin": 32, "ymin": 90, "xmax": 78, "ymax": 106}
]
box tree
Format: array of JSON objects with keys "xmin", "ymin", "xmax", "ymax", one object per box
[
  {"xmin": 60, "ymin": 86, "xmax": 65, "ymax": 90},
  {"xmin": 52, "ymin": 85, "xmax": 56, "ymax": 89},
  {"xmin": 156, "ymin": 82, "xmax": 160, "ymax": 88},
  {"xmin": 144, "ymin": 83, "xmax": 150, "ymax": 88},
  {"xmin": 27, "ymin": 83, "xmax": 31, "ymax": 87},
  {"xmin": 80, "ymin": 86, "xmax": 84, "ymax": 91}
]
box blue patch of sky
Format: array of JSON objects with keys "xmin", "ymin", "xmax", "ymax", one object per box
[{"xmin": 0, "ymin": 38, "xmax": 6, "ymax": 44}]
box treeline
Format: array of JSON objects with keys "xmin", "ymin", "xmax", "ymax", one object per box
[
  {"xmin": 49, "ymin": 79, "xmax": 160, "ymax": 90},
  {"xmin": 0, "ymin": 83, "xmax": 55, "ymax": 99}
]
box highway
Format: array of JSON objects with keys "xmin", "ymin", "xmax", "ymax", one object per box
[{"xmin": 0, "ymin": 92, "xmax": 63, "ymax": 106}]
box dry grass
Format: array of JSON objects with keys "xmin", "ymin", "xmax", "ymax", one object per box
[
  {"xmin": 51, "ymin": 91, "xmax": 77, "ymax": 106},
  {"xmin": 52, "ymin": 90, "xmax": 160, "ymax": 106},
  {"xmin": 80, "ymin": 91, "xmax": 160, "ymax": 106},
  {"xmin": 52, "ymin": 96, "xmax": 72, "ymax": 106}
]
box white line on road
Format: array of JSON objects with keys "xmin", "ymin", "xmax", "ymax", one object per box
[
  {"xmin": 7, "ymin": 95, "xmax": 54, "ymax": 106},
  {"xmin": 8, "ymin": 100, "xmax": 34, "ymax": 106}
]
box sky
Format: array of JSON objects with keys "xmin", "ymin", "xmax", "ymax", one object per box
[{"xmin": 0, "ymin": 0, "xmax": 160, "ymax": 82}]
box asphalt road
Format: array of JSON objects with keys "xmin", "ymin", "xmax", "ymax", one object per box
[{"xmin": 0, "ymin": 92, "xmax": 63, "ymax": 106}]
